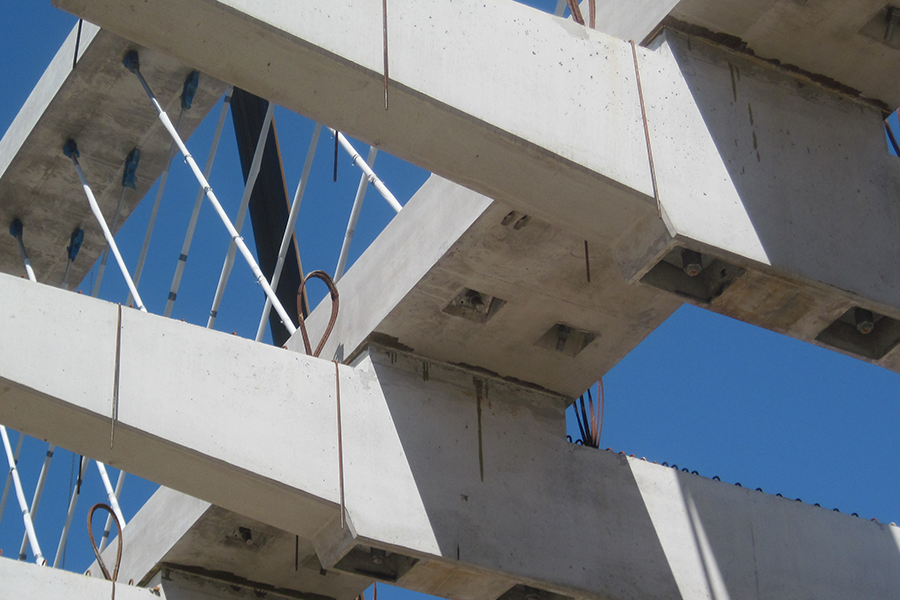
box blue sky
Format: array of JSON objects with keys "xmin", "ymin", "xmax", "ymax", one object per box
[{"xmin": 2, "ymin": 0, "xmax": 900, "ymax": 591}]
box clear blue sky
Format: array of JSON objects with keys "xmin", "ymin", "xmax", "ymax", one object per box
[{"xmin": 2, "ymin": 0, "xmax": 900, "ymax": 592}]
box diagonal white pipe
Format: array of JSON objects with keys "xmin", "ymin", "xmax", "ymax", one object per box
[{"xmin": 255, "ymin": 123, "xmax": 322, "ymax": 342}]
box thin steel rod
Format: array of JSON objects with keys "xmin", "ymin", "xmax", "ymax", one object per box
[
  {"xmin": 127, "ymin": 110, "xmax": 185, "ymax": 307},
  {"xmin": 68, "ymin": 153, "xmax": 148, "ymax": 312},
  {"xmin": 98, "ymin": 470, "xmax": 125, "ymax": 552},
  {"xmin": 92, "ymin": 186, "xmax": 127, "ymax": 297},
  {"xmin": 130, "ymin": 65, "xmax": 296, "ymax": 334},
  {"xmin": 207, "ymin": 101, "xmax": 275, "ymax": 329},
  {"xmin": 17, "ymin": 444, "xmax": 55, "ymax": 560},
  {"xmin": 0, "ymin": 432, "xmax": 24, "ymax": 530},
  {"xmin": 630, "ymin": 41, "xmax": 661, "ymax": 218},
  {"xmin": 165, "ymin": 86, "xmax": 234, "ymax": 318},
  {"xmin": 254, "ymin": 123, "xmax": 322, "ymax": 342},
  {"xmin": 335, "ymin": 146, "xmax": 378, "ymax": 282},
  {"xmin": 0, "ymin": 426, "xmax": 44, "ymax": 564},
  {"xmin": 53, "ymin": 456, "xmax": 89, "ymax": 568},
  {"xmin": 95, "ymin": 462, "xmax": 126, "ymax": 529},
  {"xmin": 329, "ymin": 129, "xmax": 402, "ymax": 213}
]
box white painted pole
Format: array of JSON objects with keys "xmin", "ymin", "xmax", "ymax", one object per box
[
  {"xmin": 165, "ymin": 87, "xmax": 234, "ymax": 318},
  {"xmin": 65, "ymin": 145, "xmax": 148, "ymax": 313},
  {"xmin": 330, "ymin": 130, "xmax": 402, "ymax": 213},
  {"xmin": 94, "ymin": 462, "xmax": 126, "ymax": 529},
  {"xmin": 17, "ymin": 444, "xmax": 54, "ymax": 560},
  {"xmin": 127, "ymin": 110, "xmax": 185, "ymax": 307},
  {"xmin": 254, "ymin": 123, "xmax": 322, "ymax": 342},
  {"xmin": 207, "ymin": 102, "xmax": 274, "ymax": 329},
  {"xmin": 0, "ymin": 427, "xmax": 44, "ymax": 564},
  {"xmin": 98, "ymin": 469, "xmax": 125, "ymax": 552},
  {"xmin": 53, "ymin": 456, "xmax": 89, "ymax": 568},
  {"xmin": 127, "ymin": 59, "xmax": 296, "ymax": 334},
  {"xmin": 554, "ymin": 0, "xmax": 567, "ymax": 16},
  {"xmin": 91, "ymin": 186, "xmax": 127, "ymax": 298},
  {"xmin": 0, "ymin": 432, "xmax": 24, "ymax": 530},
  {"xmin": 335, "ymin": 146, "xmax": 378, "ymax": 282},
  {"xmin": 10, "ymin": 221, "xmax": 37, "ymax": 283}
]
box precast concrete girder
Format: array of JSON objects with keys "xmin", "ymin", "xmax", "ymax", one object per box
[
  {"xmin": 2, "ymin": 273, "xmax": 900, "ymax": 600},
  {"xmin": 47, "ymin": 0, "xmax": 900, "ymax": 374},
  {"xmin": 0, "ymin": 556, "xmax": 158, "ymax": 600}
]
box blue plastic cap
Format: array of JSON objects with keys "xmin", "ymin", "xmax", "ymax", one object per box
[
  {"xmin": 121, "ymin": 147, "xmax": 141, "ymax": 189},
  {"xmin": 9, "ymin": 219, "xmax": 23, "ymax": 238},
  {"xmin": 122, "ymin": 50, "xmax": 140, "ymax": 73},
  {"xmin": 62, "ymin": 139, "xmax": 79, "ymax": 159},
  {"xmin": 67, "ymin": 228, "xmax": 84, "ymax": 262},
  {"xmin": 181, "ymin": 71, "xmax": 199, "ymax": 110}
]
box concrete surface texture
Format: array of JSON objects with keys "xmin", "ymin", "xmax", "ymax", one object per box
[
  {"xmin": 88, "ymin": 487, "xmax": 370, "ymax": 599},
  {"xmin": 0, "ymin": 555, "xmax": 158, "ymax": 600},
  {"xmin": 0, "ymin": 20, "xmax": 225, "ymax": 288},
  {"xmin": 2, "ymin": 273, "xmax": 900, "ymax": 600},
  {"xmin": 668, "ymin": 0, "xmax": 900, "ymax": 108}
]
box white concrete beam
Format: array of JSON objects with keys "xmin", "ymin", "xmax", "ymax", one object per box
[
  {"xmin": 51, "ymin": 0, "xmax": 660, "ymax": 246},
  {"xmin": 0, "ymin": 556, "xmax": 158, "ymax": 600},
  {"xmin": 2, "ymin": 273, "xmax": 900, "ymax": 600}
]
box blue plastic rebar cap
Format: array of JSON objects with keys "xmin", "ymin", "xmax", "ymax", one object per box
[
  {"xmin": 181, "ymin": 71, "xmax": 199, "ymax": 110},
  {"xmin": 62, "ymin": 139, "xmax": 79, "ymax": 159},
  {"xmin": 67, "ymin": 228, "xmax": 84, "ymax": 262},
  {"xmin": 122, "ymin": 50, "xmax": 140, "ymax": 73},
  {"xmin": 122, "ymin": 147, "xmax": 141, "ymax": 189},
  {"xmin": 9, "ymin": 219, "xmax": 23, "ymax": 239}
]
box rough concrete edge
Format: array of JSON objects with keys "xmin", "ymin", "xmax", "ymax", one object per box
[{"xmin": 0, "ymin": 20, "xmax": 100, "ymax": 178}]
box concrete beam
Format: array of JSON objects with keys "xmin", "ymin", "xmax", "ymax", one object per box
[
  {"xmin": 288, "ymin": 174, "xmax": 680, "ymax": 398},
  {"xmin": 668, "ymin": 0, "xmax": 900, "ymax": 109},
  {"xmin": 89, "ymin": 487, "xmax": 370, "ymax": 599},
  {"xmin": 0, "ymin": 21, "xmax": 226, "ymax": 287},
  {"xmin": 51, "ymin": 0, "xmax": 660, "ymax": 246},
  {"xmin": 0, "ymin": 556, "xmax": 159, "ymax": 600},
  {"xmin": 47, "ymin": 0, "xmax": 900, "ymax": 376},
  {"xmin": 2, "ymin": 273, "xmax": 900, "ymax": 600}
]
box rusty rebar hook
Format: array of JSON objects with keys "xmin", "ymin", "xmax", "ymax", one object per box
[
  {"xmin": 88, "ymin": 502, "xmax": 122, "ymax": 600},
  {"xmin": 296, "ymin": 270, "xmax": 340, "ymax": 358}
]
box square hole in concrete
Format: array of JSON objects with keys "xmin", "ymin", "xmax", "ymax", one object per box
[
  {"xmin": 535, "ymin": 323, "xmax": 596, "ymax": 357},
  {"xmin": 443, "ymin": 288, "xmax": 506, "ymax": 324},
  {"xmin": 332, "ymin": 544, "xmax": 418, "ymax": 582},
  {"xmin": 640, "ymin": 246, "xmax": 745, "ymax": 304},
  {"xmin": 815, "ymin": 307, "xmax": 900, "ymax": 359}
]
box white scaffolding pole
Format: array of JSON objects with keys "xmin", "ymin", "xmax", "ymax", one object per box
[
  {"xmin": 0, "ymin": 431, "xmax": 24, "ymax": 530},
  {"xmin": 17, "ymin": 444, "xmax": 54, "ymax": 560},
  {"xmin": 207, "ymin": 101, "xmax": 274, "ymax": 329},
  {"xmin": 53, "ymin": 455, "xmax": 89, "ymax": 568},
  {"xmin": 330, "ymin": 129, "xmax": 402, "ymax": 213},
  {"xmin": 98, "ymin": 469, "xmax": 125, "ymax": 552},
  {"xmin": 0, "ymin": 427, "xmax": 44, "ymax": 565},
  {"xmin": 127, "ymin": 111, "xmax": 185, "ymax": 307},
  {"xmin": 335, "ymin": 146, "xmax": 378, "ymax": 282},
  {"xmin": 91, "ymin": 187, "xmax": 127, "ymax": 298},
  {"xmin": 94, "ymin": 462, "xmax": 126, "ymax": 529},
  {"xmin": 165, "ymin": 86, "xmax": 234, "ymax": 318},
  {"xmin": 64, "ymin": 140, "xmax": 148, "ymax": 313},
  {"xmin": 254, "ymin": 123, "xmax": 322, "ymax": 342},
  {"xmin": 10, "ymin": 220, "xmax": 36, "ymax": 283},
  {"xmin": 124, "ymin": 53, "xmax": 296, "ymax": 335}
]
